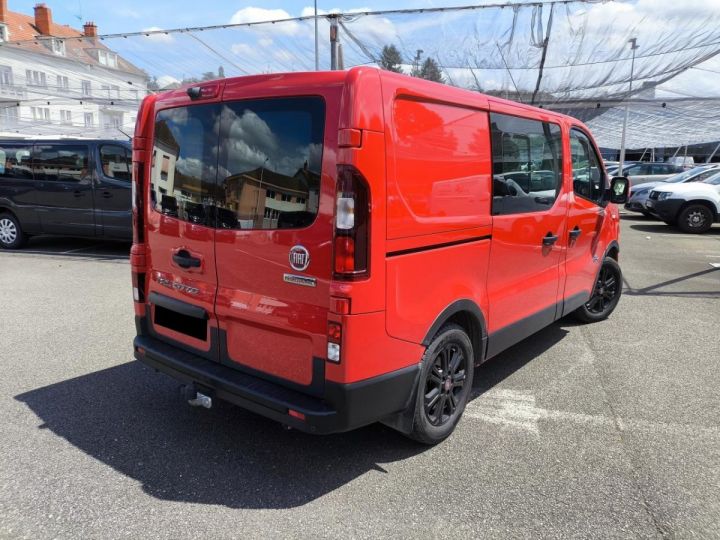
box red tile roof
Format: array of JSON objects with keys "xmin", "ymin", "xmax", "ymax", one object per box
[{"xmin": 0, "ymin": 8, "xmax": 145, "ymax": 77}]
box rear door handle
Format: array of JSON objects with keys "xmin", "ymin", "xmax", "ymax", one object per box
[
  {"xmin": 569, "ymin": 226, "xmax": 582, "ymax": 241},
  {"xmin": 172, "ymin": 250, "xmax": 201, "ymax": 269},
  {"xmin": 101, "ymin": 191, "xmax": 112, "ymax": 198},
  {"xmin": 73, "ymin": 189, "xmax": 83, "ymax": 198},
  {"xmin": 542, "ymin": 232, "xmax": 559, "ymax": 246}
]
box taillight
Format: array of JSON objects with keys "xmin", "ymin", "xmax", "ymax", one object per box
[{"xmin": 334, "ymin": 165, "xmax": 369, "ymax": 279}]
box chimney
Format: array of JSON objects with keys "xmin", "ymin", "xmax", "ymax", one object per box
[
  {"xmin": 0, "ymin": 0, "xmax": 8, "ymax": 24},
  {"xmin": 34, "ymin": 3, "xmax": 52, "ymax": 35},
  {"xmin": 83, "ymin": 21, "xmax": 97, "ymax": 38}
]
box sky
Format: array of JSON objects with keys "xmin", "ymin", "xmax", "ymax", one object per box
[
  {"xmin": 7, "ymin": 0, "xmax": 436, "ymax": 33},
  {"xmin": 6, "ymin": 0, "xmax": 720, "ymax": 103}
]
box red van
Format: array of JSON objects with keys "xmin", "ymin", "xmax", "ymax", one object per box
[{"xmin": 131, "ymin": 68, "xmax": 629, "ymax": 444}]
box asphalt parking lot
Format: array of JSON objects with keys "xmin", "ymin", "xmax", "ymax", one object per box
[{"xmin": 1, "ymin": 217, "xmax": 719, "ymax": 539}]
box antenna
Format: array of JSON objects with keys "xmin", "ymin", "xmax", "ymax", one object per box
[{"xmin": 74, "ymin": 0, "xmax": 83, "ymax": 22}]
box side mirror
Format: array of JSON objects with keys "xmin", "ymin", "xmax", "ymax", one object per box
[{"xmin": 608, "ymin": 176, "xmax": 629, "ymax": 204}]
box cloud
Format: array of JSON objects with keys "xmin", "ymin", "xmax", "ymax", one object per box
[
  {"xmin": 229, "ymin": 7, "xmax": 301, "ymax": 36},
  {"xmin": 142, "ymin": 27, "xmax": 174, "ymax": 43}
]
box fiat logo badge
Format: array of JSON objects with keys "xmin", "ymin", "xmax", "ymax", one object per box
[{"xmin": 289, "ymin": 245, "xmax": 310, "ymax": 272}]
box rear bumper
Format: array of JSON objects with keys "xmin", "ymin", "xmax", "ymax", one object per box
[{"xmin": 134, "ymin": 334, "xmax": 420, "ymax": 434}]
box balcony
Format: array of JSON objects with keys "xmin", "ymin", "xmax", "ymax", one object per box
[{"xmin": 0, "ymin": 84, "xmax": 27, "ymax": 100}]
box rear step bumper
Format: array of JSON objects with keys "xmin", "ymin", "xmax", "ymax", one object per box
[{"xmin": 134, "ymin": 335, "xmax": 420, "ymax": 434}]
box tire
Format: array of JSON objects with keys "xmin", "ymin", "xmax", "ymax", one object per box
[
  {"xmin": 406, "ymin": 323, "xmax": 474, "ymax": 445},
  {"xmin": 0, "ymin": 212, "xmax": 27, "ymax": 249},
  {"xmin": 573, "ymin": 257, "xmax": 622, "ymax": 323},
  {"xmin": 677, "ymin": 204, "xmax": 713, "ymax": 234}
]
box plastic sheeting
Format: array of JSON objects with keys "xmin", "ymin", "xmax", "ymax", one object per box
[{"xmin": 2, "ymin": 0, "xmax": 720, "ymax": 146}]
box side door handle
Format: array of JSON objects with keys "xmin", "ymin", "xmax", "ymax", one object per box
[
  {"xmin": 542, "ymin": 232, "xmax": 559, "ymax": 246},
  {"xmin": 101, "ymin": 191, "xmax": 113, "ymax": 198},
  {"xmin": 172, "ymin": 249, "xmax": 201, "ymax": 269},
  {"xmin": 73, "ymin": 189, "xmax": 83, "ymax": 198},
  {"xmin": 569, "ymin": 226, "xmax": 582, "ymax": 241}
]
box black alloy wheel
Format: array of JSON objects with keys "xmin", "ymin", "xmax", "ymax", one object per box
[
  {"xmin": 585, "ymin": 264, "xmax": 619, "ymax": 315},
  {"xmin": 573, "ymin": 257, "xmax": 623, "ymax": 323},
  {"xmin": 424, "ymin": 342, "xmax": 467, "ymax": 426}
]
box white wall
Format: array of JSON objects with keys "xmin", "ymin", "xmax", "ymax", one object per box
[{"xmin": 0, "ymin": 44, "xmax": 147, "ymax": 139}]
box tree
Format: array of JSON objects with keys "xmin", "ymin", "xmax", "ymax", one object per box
[
  {"xmin": 201, "ymin": 71, "xmax": 216, "ymax": 81},
  {"xmin": 379, "ymin": 44, "xmax": 403, "ymax": 73},
  {"xmin": 147, "ymin": 76, "xmax": 160, "ymax": 92},
  {"xmin": 419, "ymin": 57, "xmax": 444, "ymax": 83}
]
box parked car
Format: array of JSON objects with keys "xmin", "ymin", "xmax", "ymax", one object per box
[
  {"xmin": 624, "ymin": 164, "xmax": 720, "ymax": 216},
  {"xmin": 0, "ymin": 139, "xmax": 132, "ymax": 249},
  {"xmin": 617, "ymin": 162, "xmax": 685, "ymax": 186},
  {"xmin": 646, "ymin": 171, "xmax": 720, "ymax": 233},
  {"xmin": 667, "ymin": 156, "xmax": 695, "ymax": 170},
  {"xmin": 130, "ymin": 68, "xmax": 629, "ymax": 444}
]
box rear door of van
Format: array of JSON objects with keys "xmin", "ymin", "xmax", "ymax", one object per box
[
  {"xmin": 212, "ymin": 81, "xmax": 339, "ymax": 394},
  {"xmin": 144, "ymin": 92, "xmax": 224, "ymax": 357}
]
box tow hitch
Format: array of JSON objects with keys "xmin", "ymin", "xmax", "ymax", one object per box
[{"xmin": 180, "ymin": 384, "xmax": 212, "ymax": 409}]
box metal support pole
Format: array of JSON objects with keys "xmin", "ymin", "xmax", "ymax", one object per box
[
  {"xmin": 618, "ymin": 38, "xmax": 638, "ymax": 175},
  {"xmin": 338, "ymin": 43, "xmax": 344, "ymax": 70},
  {"xmin": 329, "ymin": 16, "xmax": 339, "ymax": 70},
  {"xmin": 706, "ymin": 141, "xmax": 720, "ymax": 163},
  {"xmin": 671, "ymin": 145, "xmax": 682, "ymax": 158},
  {"xmin": 314, "ymin": 1, "xmax": 319, "ymax": 71}
]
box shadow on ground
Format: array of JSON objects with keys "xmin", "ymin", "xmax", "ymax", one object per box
[
  {"xmin": 15, "ymin": 323, "xmax": 570, "ymax": 509},
  {"xmin": 5, "ymin": 237, "xmax": 131, "ymax": 260}
]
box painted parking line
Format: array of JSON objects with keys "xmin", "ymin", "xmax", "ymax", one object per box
[{"xmin": 710, "ymin": 263, "xmax": 720, "ymax": 268}]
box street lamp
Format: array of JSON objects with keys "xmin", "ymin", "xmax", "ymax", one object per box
[{"xmin": 618, "ymin": 37, "xmax": 639, "ymax": 175}]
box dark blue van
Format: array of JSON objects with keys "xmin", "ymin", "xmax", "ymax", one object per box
[{"xmin": 0, "ymin": 139, "xmax": 132, "ymax": 248}]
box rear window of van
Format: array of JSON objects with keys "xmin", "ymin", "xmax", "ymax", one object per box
[{"xmin": 151, "ymin": 97, "xmax": 325, "ymax": 229}]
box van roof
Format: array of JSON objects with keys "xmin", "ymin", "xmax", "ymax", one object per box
[
  {"xmin": 0, "ymin": 138, "xmax": 130, "ymax": 145},
  {"xmin": 156, "ymin": 66, "xmax": 580, "ymax": 128}
]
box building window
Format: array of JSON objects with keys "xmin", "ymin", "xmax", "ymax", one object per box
[
  {"xmin": 111, "ymin": 85, "xmax": 120, "ymax": 98},
  {"xmin": 0, "ymin": 106, "xmax": 18, "ymax": 126},
  {"xmin": 266, "ymin": 189, "xmax": 276, "ymax": 199},
  {"xmin": 0, "ymin": 65, "xmax": 13, "ymax": 86},
  {"xmin": 281, "ymin": 193, "xmax": 292, "ymax": 202},
  {"xmin": 60, "ymin": 110, "xmax": 72, "ymax": 125},
  {"xmin": 97, "ymin": 50, "xmax": 118, "ymax": 68},
  {"xmin": 0, "ymin": 23, "xmax": 8, "ymax": 42},
  {"xmin": 25, "ymin": 70, "xmax": 47, "ymax": 87},
  {"xmin": 101, "ymin": 84, "xmax": 110, "ymax": 97},
  {"xmin": 81, "ymin": 80, "xmax": 91, "ymax": 97},
  {"xmin": 51, "ymin": 39, "xmax": 65, "ymax": 56},
  {"xmin": 31, "ymin": 107, "xmax": 50, "ymax": 121},
  {"xmin": 56, "ymin": 75, "xmax": 69, "ymax": 92},
  {"xmin": 84, "ymin": 112, "xmax": 94, "ymax": 127}
]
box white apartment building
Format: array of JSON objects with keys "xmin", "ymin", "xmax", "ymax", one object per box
[{"xmin": 0, "ymin": 1, "xmax": 148, "ymax": 139}]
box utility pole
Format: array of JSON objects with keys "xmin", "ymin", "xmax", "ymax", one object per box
[
  {"xmin": 617, "ymin": 37, "xmax": 638, "ymax": 175},
  {"xmin": 329, "ymin": 15, "xmax": 339, "ymax": 70},
  {"xmin": 314, "ymin": 1, "xmax": 319, "ymax": 71},
  {"xmin": 413, "ymin": 49, "xmax": 423, "ymax": 76}
]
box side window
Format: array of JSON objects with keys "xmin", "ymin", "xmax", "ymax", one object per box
[
  {"xmin": 0, "ymin": 144, "xmax": 33, "ymax": 181},
  {"xmin": 570, "ymin": 129, "xmax": 605, "ymax": 204},
  {"xmin": 490, "ymin": 113, "xmax": 562, "ymax": 215},
  {"xmin": 100, "ymin": 144, "xmax": 131, "ymax": 181},
  {"xmin": 692, "ymin": 170, "xmax": 717, "ymax": 182},
  {"xmin": 32, "ymin": 145, "xmax": 89, "ymax": 182}
]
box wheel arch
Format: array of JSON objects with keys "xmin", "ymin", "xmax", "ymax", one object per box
[
  {"xmin": 605, "ymin": 240, "xmax": 619, "ymax": 261},
  {"xmin": 680, "ymin": 199, "xmax": 718, "ymax": 220},
  {"xmin": 422, "ymin": 299, "xmax": 488, "ymax": 365}
]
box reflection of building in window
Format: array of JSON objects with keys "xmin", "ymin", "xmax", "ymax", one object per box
[
  {"xmin": 151, "ymin": 127, "xmax": 179, "ymax": 207},
  {"xmin": 222, "ymin": 166, "xmax": 317, "ymax": 228}
]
